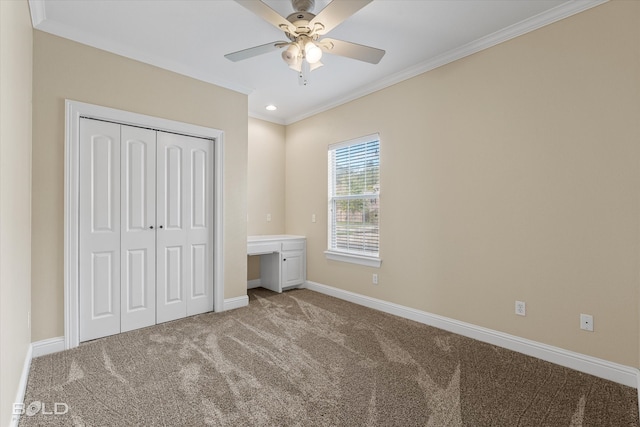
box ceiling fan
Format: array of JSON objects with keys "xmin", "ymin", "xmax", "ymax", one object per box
[{"xmin": 225, "ymin": 0, "xmax": 385, "ymax": 85}]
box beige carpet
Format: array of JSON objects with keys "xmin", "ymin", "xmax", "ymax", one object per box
[{"xmin": 19, "ymin": 288, "xmax": 639, "ymax": 426}]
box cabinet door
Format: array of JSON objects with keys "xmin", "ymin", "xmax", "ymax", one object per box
[
  {"xmin": 282, "ymin": 250, "xmax": 304, "ymax": 288},
  {"xmin": 79, "ymin": 119, "xmax": 121, "ymax": 342},
  {"xmin": 120, "ymin": 125, "xmax": 156, "ymax": 332}
]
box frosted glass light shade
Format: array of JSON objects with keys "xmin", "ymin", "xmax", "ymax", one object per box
[{"xmin": 305, "ymin": 42, "xmax": 322, "ymax": 64}]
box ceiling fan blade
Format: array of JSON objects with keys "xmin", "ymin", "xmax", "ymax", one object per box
[
  {"xmin": 309, "ymin": 0, "xmax": 372, "ymax": 35},
  {"xmin": 235, "ymin": 0, "xmax": 298, "ymax": 35},
  {"xmin": 319, "ymin": 38, "xmax": 385, "ymax": 64},
  {"xmin": 224, "ymin": 41, "xmax": 288, "ymax": 62}
]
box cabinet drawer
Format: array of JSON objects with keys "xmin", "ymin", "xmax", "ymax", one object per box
[
  {"xmin": 282, "ymin": 240, "xmax": 305, "ymax": 251},
  {"xmin": 247, "ymin": 241, "xmax": 280, "ymax": 255}
]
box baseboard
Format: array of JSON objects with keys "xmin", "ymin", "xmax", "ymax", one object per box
[
  {"xmin": 10, "ymin": 344, "xmax": 33, "ymax": 427},
  {"xmin": 224, "ymin": 295, "xmax": 249, "ymax": 311},
  {"xmin": 247, "ymin": 279, "xmax": 261, "ymax": 289},
  {"xmin": 32, "ymin": 337, "xmax": 65, "ymax": 358},
  {"xmin": 10, "ymin": 338, "xmax": 65, "ymax": 426},
  {"xmin": 302, "ymin": 281, "xmax": 639, "ymax": 389}
]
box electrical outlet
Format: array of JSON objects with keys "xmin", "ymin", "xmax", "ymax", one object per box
[
  {"xmin": 372, "ymin": 274, "xmax": 378, "ymax": 285},
  {"xmin": 515, "ymin": 301, "xmax": 526, "ymax": 316},
  {"xmin": 580, "ymin": 314, "xmax": 594, "ymax": 332},
  {"xmin": 312, "ymin": 214, "xmax": 316, "ymax": 223},
  {"xmin": 266, "ymin": 213, "xmax": 271, "ymax": 222}
]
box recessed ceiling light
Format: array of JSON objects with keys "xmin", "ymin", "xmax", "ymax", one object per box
[{"xmin": 265, "ymin": 105, "xmax": 277, "ymax": 111}]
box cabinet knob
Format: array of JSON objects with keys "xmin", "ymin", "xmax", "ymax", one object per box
[
  {"xmin": 283, "ymin": 258, "xmax": 286, "ymax": 261},
  {"xmin": 149, "ymin": 226, "xmax": 154, "ymax": 229},
  {"xmin": 159, "ymin": 225, "xmax": 163, "ymax": 229}
]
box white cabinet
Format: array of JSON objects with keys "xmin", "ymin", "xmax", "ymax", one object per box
[
  {"xmin": 281, "ymin": 239, "xmax": 305, "ymax": 288},
  {"xmin": 282, "ymin": 250, "xmax": 304, "ymax": 288},
  {"xmin": 248, "ymin": 235, "xmax": 306, "ymax": 293}
]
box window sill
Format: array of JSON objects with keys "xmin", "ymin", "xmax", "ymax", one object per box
[{"xmin": 324, "ymin": 250, "xmax": 382, "ymax": 268}]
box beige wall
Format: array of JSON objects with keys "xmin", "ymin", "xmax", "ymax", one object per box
[
  {"xmin": 247, "ymin": 117, "xmax": 286, "ymax": 280},
  {"xmin": 247, "ymin": 117, "xmax": 286, "ymax": 236},
  {"xmin": 247, "ymin": 117, "xmax": 285, "ymax": 280},
  {"xmin": 284, "ymin": 1, "xmax": 640, "ymax": 367},
  {"xmin": 0, "ymin": 0, "xmax": 33, "ymax": 424},
  {"xmin": 32, "ymin": 31, "xmax": 249, "ymax": 342}
]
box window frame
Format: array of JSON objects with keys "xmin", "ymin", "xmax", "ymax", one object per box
[{"xmin": 325, "ymin": 133, "xmax": 381, "ymax": 268}]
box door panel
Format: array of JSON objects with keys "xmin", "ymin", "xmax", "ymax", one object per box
[
  {"xmin": 124, "ymin": 139, "xmax": 147, "ymax": 230},
  {"xmin": 120, "ymin": 125, "xmax": 156, "ymax": 332},
  {"xmin": 156, "ymin": 133, "xmax": 188, "ymax": 323},
  {"xmin": 282, "ymin": 250, "xmax": 304, "ymax": 288},
  {"xmin": 165, "ymin": 146, "xmax": 183, "ymax": 230},
  {"xmin": 156, "ymin": 132, "xmax": 213, "ymax": 322},
  {"xmin": 191, "ymin": 244, "xmax": 207, "ymax": 297},
  {"xmin": 91, "ymin": 136, "xmax": 116, "ymax": 232},
  {"xmin": 80, "ymin": 119, "xmax": 121, "ymax": 342},
  {"xmin": 191, "ymin": 149, "xmax": 207, "ymax": 228},
  {"xmin": 91, "ymin": 251, "xmax": 115, "ymax": 317},
  {"xmin": 164, "ymin": 246, "xmax": 183, "ymax": 302},
  {"xmin": 186, "ymin": 139, "xmax": 214, "ymax": 315},
  {"xmin": 124, "ymin": 249, "xmax": 147, "ymax": 309}
]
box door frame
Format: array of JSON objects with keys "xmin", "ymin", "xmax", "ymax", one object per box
[{"xmin": 64, "ymin": 100, "xmax": 224, "ymax": 349}]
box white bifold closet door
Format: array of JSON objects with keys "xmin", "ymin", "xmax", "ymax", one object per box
[
  {"xmin": 79, "ymin": 120, "xmax": 123, "ymax": 341},
  {"xmin": 79, "ymin": 118, "xmax": 213, "ymax": 342},
  {"xmin": 156, "ymin": 132, "xmax": 214, "ymax": 324},
  {"xmin": 120, "ymin": 125, "xmax": 157, "ymax": 333}
]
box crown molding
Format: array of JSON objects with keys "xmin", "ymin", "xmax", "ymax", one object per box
[
  {"xmin": 29, "ymin": 0, "xmax": 608, "ymax": 125},
  {"xmin": 31, "ymin": 18, "xmax": 254, "ymax": 96},
  {"xmin": 28, "ymin": 0, "xmax": 46, "ymax": 27},
  {"xmin": 283, "ymin": 0, "xmax": 609, "ymax": 125},
  {"xmin": 248, "ymin": 110, "xmax": 287, "ymax": 126}
]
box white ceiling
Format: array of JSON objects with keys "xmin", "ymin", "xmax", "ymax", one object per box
[{"xmin": 29, "ymin": 0, "xmax": 604, "ymax": 125}]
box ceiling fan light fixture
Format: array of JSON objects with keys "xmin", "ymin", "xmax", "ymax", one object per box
[
  {"xmin": 228, "ymin": 0, "xmax": 385, "ymax": 85},
  {"xmin": 309, "ymin": 61, "xmax": 323, "ymax": 71},
  {"xmin": 281, "ymin": 43, "xmax": 300, "ymax": 65},
  {"xmin": 304, "ymin": 41, "xmax": 322, "ymax": 64},
  {"xmin": 288, "ymin": 57, "xmax": 302, "ymax": 72}
]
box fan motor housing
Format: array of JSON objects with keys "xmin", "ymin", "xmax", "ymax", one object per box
[
  {"xmin": 286, "ymin": 11, "xmax": 315, "ymax": 24},
  {"xmin": 285, "ymin": 11, "xmax": 316, "ymax": 40}
]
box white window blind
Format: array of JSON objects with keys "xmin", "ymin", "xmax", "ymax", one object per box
[{"xmin": 328, "ymin": 134, "xmax": 380, "ymax": 259}]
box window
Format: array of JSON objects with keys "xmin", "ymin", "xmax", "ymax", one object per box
[{"xmin": 326, "ymin": 134, "xmax": 381, "ymax": 267}]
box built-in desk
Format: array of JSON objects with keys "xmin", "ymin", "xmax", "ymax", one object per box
[{"xmin": 247, "ymin": 235, "xmax": 306, "ymax": 293}]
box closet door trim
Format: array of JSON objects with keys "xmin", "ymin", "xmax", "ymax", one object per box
[{"xmin": 64, "ymin": 100, "xmax": 224, "ymax": 350}]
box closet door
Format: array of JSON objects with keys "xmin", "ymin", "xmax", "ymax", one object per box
[
  {"xmin": 79, "ymin": 119, "xmax": 121, "ymax": 342},
  {"xmin": 156, "ymin": 132, "xmax": 188, "ymax": 323},
  {"xmin": 156, "ymin": 132, "xmax": 213, "ymax": 323},
  {"xmin": 120, "ymin": 125, "xmax": 157, "ymax": 332},
  {"xmin": 185, "ymin": 136, "xmax": 214, "ymax": 316}
]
